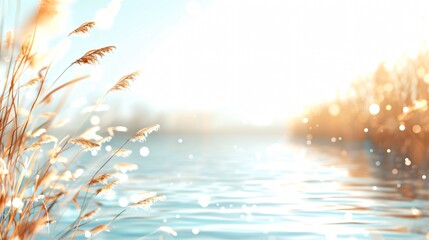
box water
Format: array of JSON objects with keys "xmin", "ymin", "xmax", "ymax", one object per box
[{"xmin": 44, "ymin": 134, "xmax": 429, "ymax": 239}]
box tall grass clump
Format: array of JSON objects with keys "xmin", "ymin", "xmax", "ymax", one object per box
[
  {"xmin": 290, "ymin": 49, "xmax": 429, "ymax": 168},
  {"xmin": 0, "ymin": 1, "xmax": 163, "ymax": 239}
]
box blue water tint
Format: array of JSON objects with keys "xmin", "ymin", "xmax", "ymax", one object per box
[{"xmin": 38, "ymin": 134, "xmax": 429, "ymax": 239}]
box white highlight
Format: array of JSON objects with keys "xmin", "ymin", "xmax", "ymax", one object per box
[
  {"xmin": 198, "ymin": 195, "xmax": 211, "ymax": 208},
  {"xmin": 90, "ymin": 115, "xmax": 100, "ymax": 126},
  {"xmin": 369, "ymin": 104, "xmax": 380, "ymax": 115},
  {"xmin": 12, "ymin": 198, "xmax": 24, "ymax": 210},
  {"xmin": 119, "ymin": 197, "xmax": 129, "ymax": 207},
  {"xmin": 139, "ymin": 146, "xmax": 150, "ymax": 157},
  {"xmin": 192, "ymin": 227, "xmax": 200, "ymax": 234}
]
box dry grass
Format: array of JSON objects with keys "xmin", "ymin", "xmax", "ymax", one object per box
[
  {"xmin": 0, "ymin": 1, "xmax": 162, "ymax": 239},
  {"xmin": 73, "ymin": 46, "xmax": 116, "ymax": 65},
  {"xmin": 131, "ymin": 124, "xmax": 161, "ymax": 142},
  {"xmin": 109, "ymin": 71, "xmax": 140, "ymax": 92},
  {"xmin": 68, "ymin": 22, "xmax": 96, "ymax": 36},
  {"xmin": 129, "ymin": 195, "xmax": 167, "ymax": 210}
]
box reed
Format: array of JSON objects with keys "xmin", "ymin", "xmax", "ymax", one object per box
[{"xmin": 0, "ymin": 1, "xmax": 162, "ymax": 239}]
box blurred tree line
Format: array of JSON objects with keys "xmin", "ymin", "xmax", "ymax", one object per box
[{"xmin": 290, "ymin": 50, "xmax": 429, "ymax": 167}]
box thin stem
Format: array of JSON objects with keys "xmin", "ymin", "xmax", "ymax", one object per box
[{"xmin": 70, "ymin": 138, "xmax": 130, "ymax": 238}]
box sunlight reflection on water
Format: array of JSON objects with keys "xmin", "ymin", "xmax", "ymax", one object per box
[{"xmin": 40, "ymin": 134, "xmax": 429, "ymax": 239}]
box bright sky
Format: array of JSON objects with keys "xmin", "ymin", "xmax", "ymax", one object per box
[
  {"xmin": 16, "ymin": 0, "xmax": 429, "ymax": 125},
  {"xmin": 132, "ymin": 0, "xmax": 429, "ymax": 125}
]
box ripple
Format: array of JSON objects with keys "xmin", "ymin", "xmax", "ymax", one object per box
[{"xmin": 38, "ymin": 135, "xmax": 429, "ymax": 239}]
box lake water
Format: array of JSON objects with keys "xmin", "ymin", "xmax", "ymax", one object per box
[{"xmin": 44, "ymin": 134, "xmax": 429, "ymax": 239}]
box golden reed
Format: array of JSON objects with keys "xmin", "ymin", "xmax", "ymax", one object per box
[{"xmin": 0, "ymin": 1, "xmax": 162, "ymax": 239}]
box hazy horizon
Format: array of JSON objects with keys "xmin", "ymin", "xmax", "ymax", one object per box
[{"xmin": 16, "ymin": 0, "xmax": 429, "ymax": 131}]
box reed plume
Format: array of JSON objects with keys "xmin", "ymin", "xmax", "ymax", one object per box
[
  {"xmin": 129, "ymin": 194, "xmax": 166, "ymax": 210},
  {"xmin": 80, "ymin": 208, "xmax": 100, "ymax": 220},
  {"xmin": 69, "ymin": 21, "xmax": 96, "ymax": 36},
  {"xmin": 96, "ymin": 180, "xmax": 119, "ymax": 196},
  {"xmin": 69, "ymin": 138, "xmax": 101, "ymax": 151},
  {"xmin": 114, "ymin": 148, "xmax": 132, "ymax": 158},
  {"xmin": 21, "ymin": 77, "xmax": 42, "ymax": 88},
  {"xmin": 88, "ymin": 173, "xmax": 116, "ymax": 185},
  {"xmin": 74, "ymin": 46, "xmax": 116, "ymax": 65},
  {"xmin": 38, "ymin": 134, "xmax": 58, "ymax": 144},
  {"xmin": 107, "ymin": 126, "xmax": 128, "ymax": 136},
  {"xmin": 5, "ymin": 31, "xmax": 14, "ymax": 50},
  {"xmin": 113, "ymin": 162, "xmax": 138, "ymax": 173},
  {"xmin": 131, "ymin": 124, "xmax": 160, "ymax": 142},
  {"xmin": 34, "ymin": 0, "xmax": 61, "ymax": 24},
  {"xmin": 89, "ymin": 224, "xmax": 110, "ymax": 236},
  {"xmin": 109, "ymin": 71, "xmax": 140, "ymax": 92},
  {"xmin": 97, "ymin": 136, "xmax": 112, "ymax": 145},
  {"xmin": 0, "ymin": 2, "xmax": 162, "ymax": 238}
]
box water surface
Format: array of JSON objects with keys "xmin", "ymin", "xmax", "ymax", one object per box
[{"xmin": 46, "ymin": 134, "xmax": 429, "ymax": 239}]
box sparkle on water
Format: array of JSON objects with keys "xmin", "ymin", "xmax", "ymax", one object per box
[
  {"xmin": 198, "ymin": 195, "xmax": 211, "ymax": 208},
  {"xmin": 42, "ymin": 134, "xmax": 429, "ymax": 239},
  {"xmin": 192, "ymin": 227, "xmax": 200, "ymax": 235}
]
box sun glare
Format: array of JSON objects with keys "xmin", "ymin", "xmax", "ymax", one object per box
[{"xmin": 133, "ymin": 0, "xmax": 429, "ymax": 124}]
